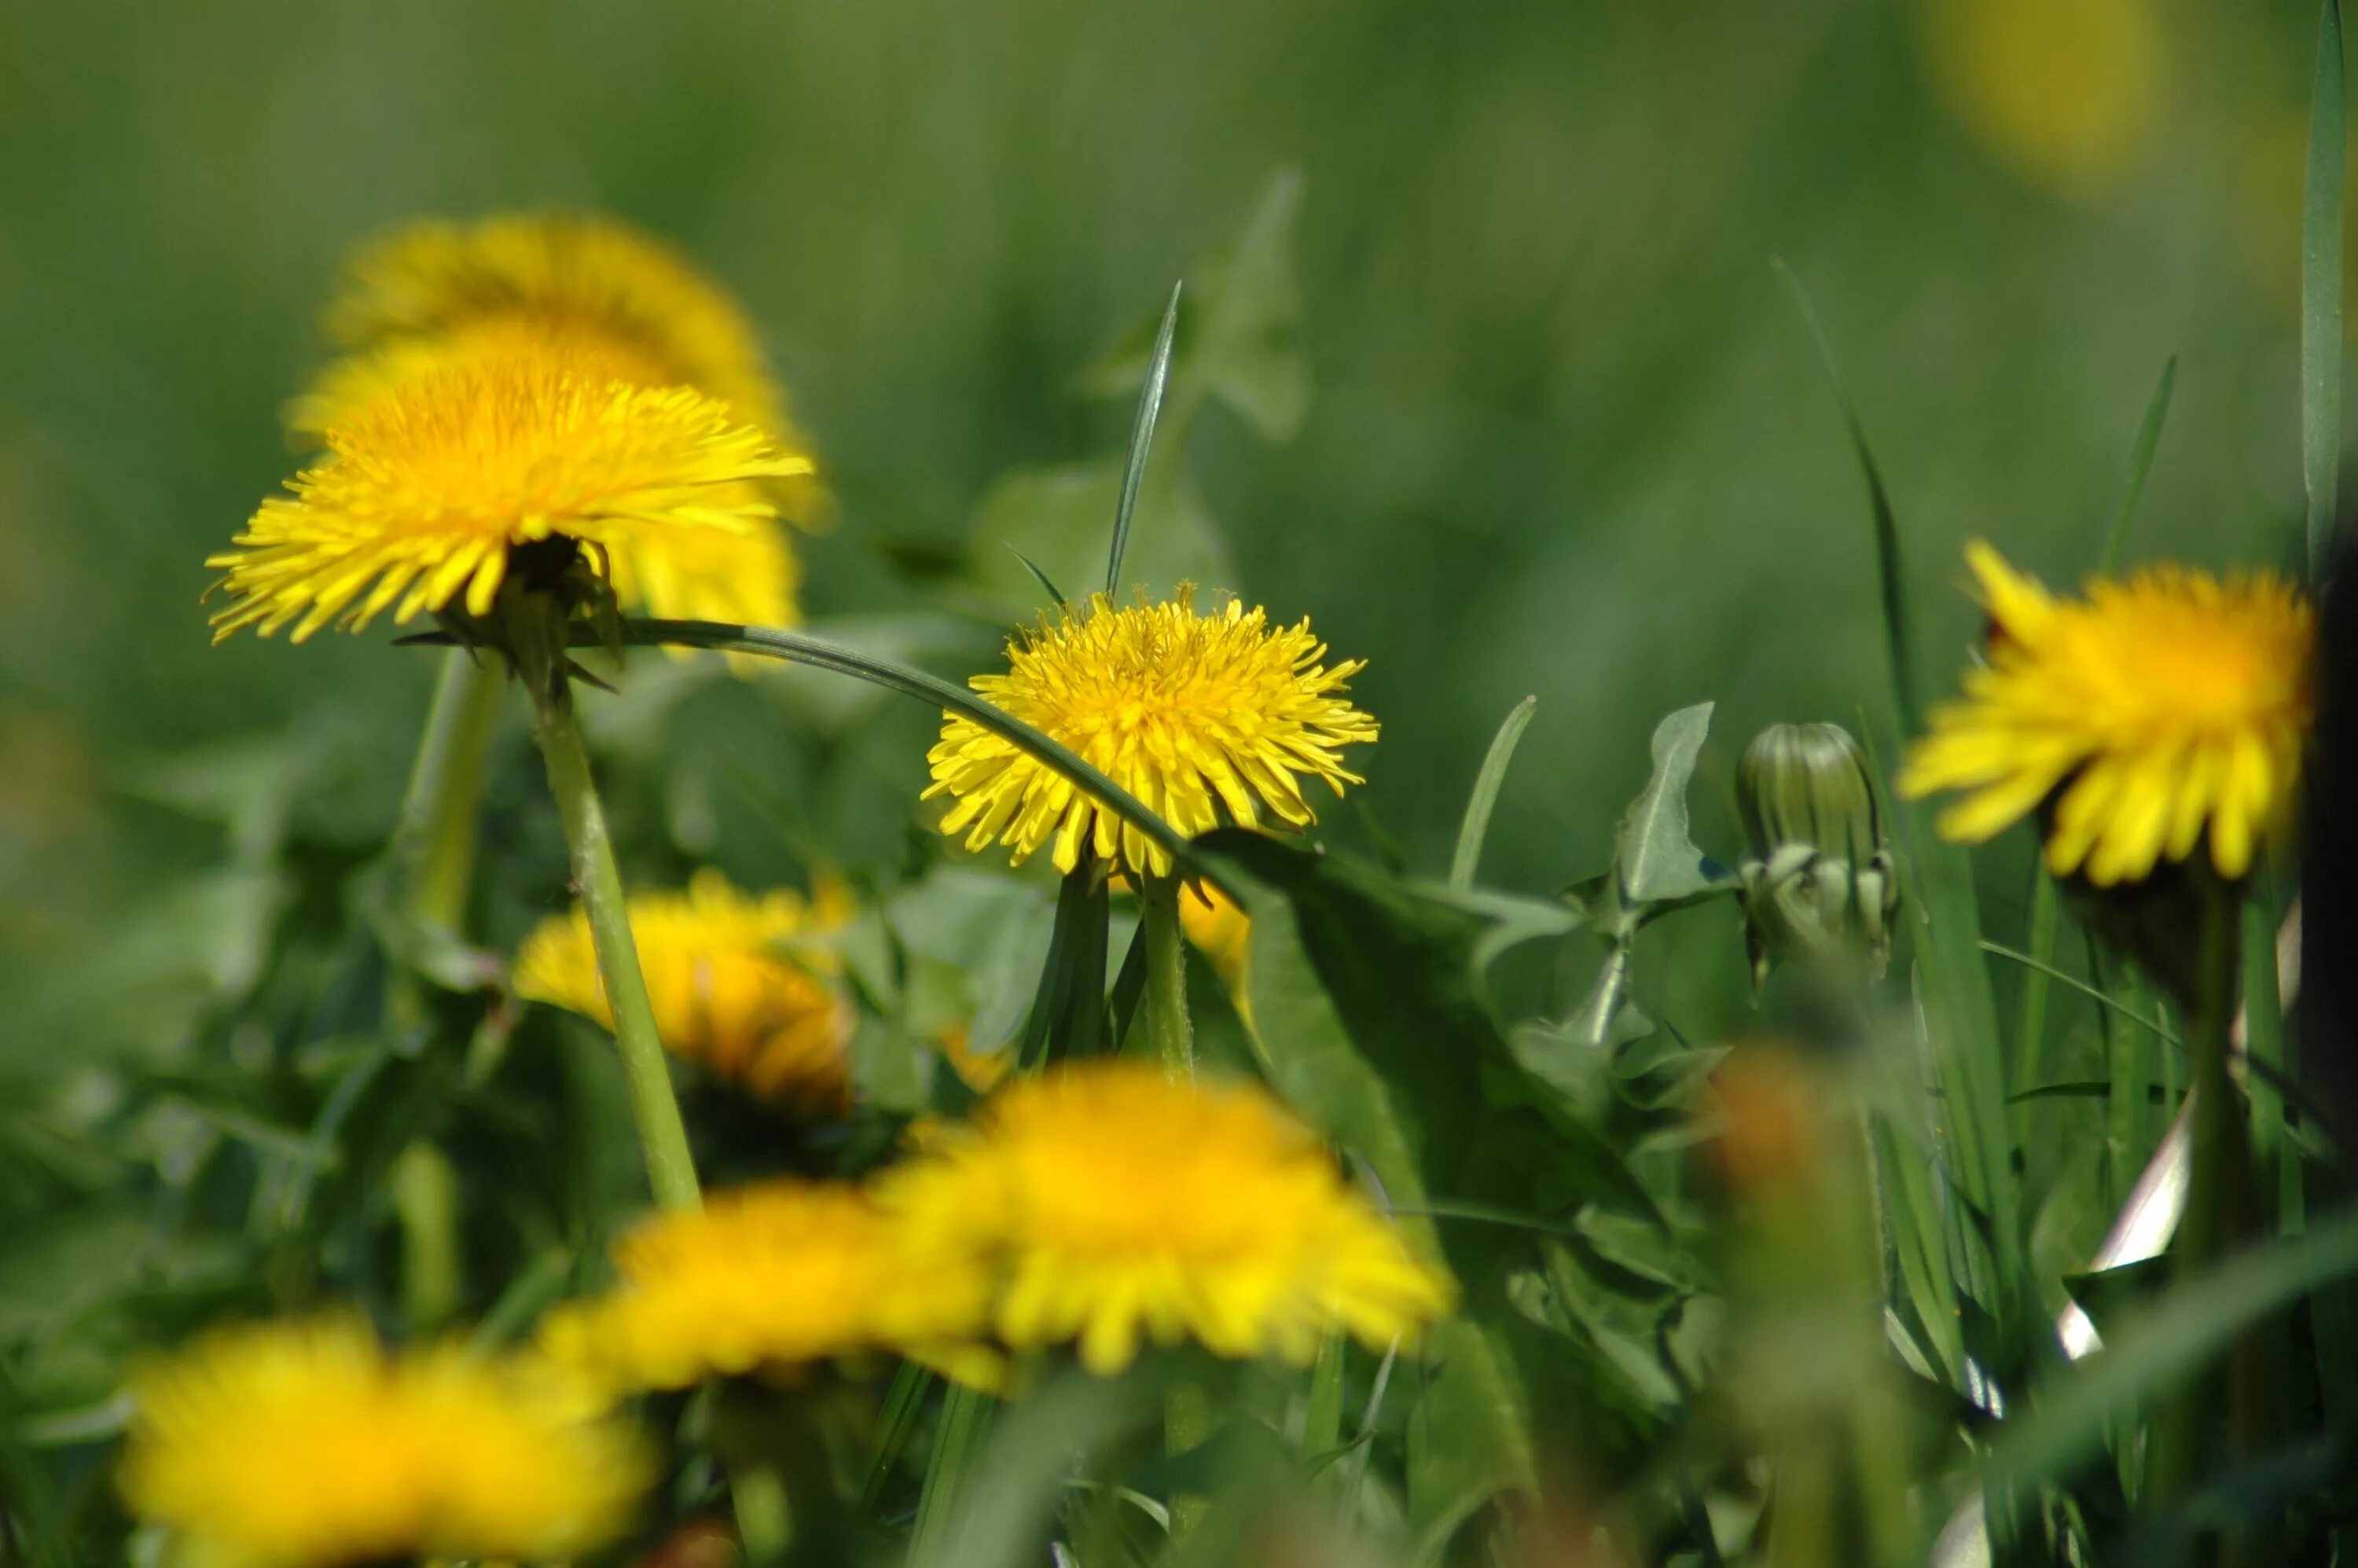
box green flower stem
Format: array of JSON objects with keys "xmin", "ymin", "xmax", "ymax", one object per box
[
  {"xmin": 399, "ymin": 649, "xmax": 504, "ymax": 935},
  {"xmin": 387, "ymin": 1143, "xmax": 461, "ymax": 1334},
  {"xmin": 1140, "ymin": 872, "xmax": 1194, "ymax": 1074},
  {"xmin": 2150, "ymin": 882, "xmax": 2274, "ymax": 1532},
  {"xmin": 509, "ymin": 597, "xmax": 701, "ymax": 1213},
  {"xmin": 384, "ymin": 651, "xmax": 500, "ymax": 1327}
]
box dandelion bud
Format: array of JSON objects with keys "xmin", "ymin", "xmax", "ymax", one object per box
[{"xmin": 1735, "ymin": 722, "xmax": 1898, "ymax": 993}]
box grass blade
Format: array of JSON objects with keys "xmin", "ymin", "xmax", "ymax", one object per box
[
  {"xmin": 1448, "ymin": 695, "xmax": 1537, "ymax": 891},
  {"xmin": 1107, "ymin": 282, "xmax": 1183, "ymax": 596},
  {"xmin": 2096, "ymin": 354, "xmax": 2177, "ymax": 573},
  {"xmin": 1007, "ymin": 545, "xmax": 1067, "ymax": 608},
  {"xmin": 2304, "ymin": 0, "xmax": 2346, "ymax": 580},
  {"xmin": 858, "ymin": 1362, "xmax": 935, "ymax": 1514},
  {"xmin": 1773, "ymin": 258, "xmax": 1921, "ymax": 737},
  {"xmin": 2005, "ymin": 872, "xmax": 2061, "ymax": 1159},
  {"xmin": 909, "ymin": 1383, "xmax": 994, "ymax": 1568},
  {"xmin": 1983, "ymin": 1205, "xmax": 2358, "ymax": 1496}
]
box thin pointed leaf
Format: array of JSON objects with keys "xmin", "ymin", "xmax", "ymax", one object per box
[
  {"xmin": 2097, "ymin": 354, "xmax": 2177, "ymax": 573},
  {"xmin": 1774, "ymin": 259, "xmax": 1922, "ymax": 737},
  {"xmin": 1106, "ymin": 282, "xmax": 1182, "ymax": 596},
  {"xmin": 1983, "ymin": 1206, "xmax": 2358, "ymax": 1496},
  {"xmin": 2305, "ymin": 0, "xmax": 2347, "ymax": 579},
  {"xmin": 1006, "ymin": 545, "xmax": 1067, "ymax": 608},
  {"xmin": 1449, "ymin": 696, "xmax": 1537, "ymax": 892}
]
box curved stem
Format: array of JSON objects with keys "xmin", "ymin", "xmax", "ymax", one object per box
[{"xmin": 1140, "ymin": 874, "xmax": 1193, "ymax": 1075}]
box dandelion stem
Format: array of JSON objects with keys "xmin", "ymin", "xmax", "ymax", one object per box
[
  {"xmin": 399, "ymin": 649, "xmax": 504, "ymax": 936},
  {"xmin": 1140, "ymin": 873, "xmax": 1194, "ymax": 1074},
  {"xmin": 2150, "ymin": 882, "xmax": 2275, "ymax": 1544},
  {"xmin": 509, "ymin": 596, "xmax": 701, "ymax": 1212}
]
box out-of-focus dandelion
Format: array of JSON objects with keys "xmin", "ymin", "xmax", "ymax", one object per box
[
  {"xmin": 1735, "ymin": 722, "xmax": 1897, "ymax": 993},
  {"xmin": 516, "ymin": 868, "xmax": 857, "ymax": 1115},
  {"xmin": 1900, "ymin": 542, "xmax": 2312, "ymax": 888},
  {"xmin": 538, "ymin": 1181, "xmax": 996, "ymax": 1394},
  {"xmin": 883, "ymin": 1059, "xmax": 1451, "ymax": 1374},
  {"xmin": 924, "ymin": 588, "xmax": 1376, "ymax": 882},
  {"xmin": 1920, "ymin": 0, "xmax": 2167, "ymax": 202},
  {"xmin": 119, "ymin": 1316, "xmax": 648, "ymax": 1568}
]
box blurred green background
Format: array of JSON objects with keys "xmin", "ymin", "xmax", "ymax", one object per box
[{"xmin": 0, "ymin": 0, "xmax": 2334, "ymax": 1052}]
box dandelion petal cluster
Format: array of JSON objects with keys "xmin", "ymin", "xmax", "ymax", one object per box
[
  {"xmin": 515, "ymin": 868, "xmax": 858, "ymax": 1113},
  {"xmin": 538, "ymin": 1181, "xmax": 997, "ymax": 1394},
  {"xmin": 1901, "ymin": 542, "xmax": 2313, "ymax": 885},
  {"xmin": 119, "ymin": 1316, "xmax": 647, "ymax": 1568},
  {"xmin": 885, "ymin": 1059, "xmax": 1453, "ymax": 1374},
  {"xmin": 926, "ymin": 588, "xmax": 1378, "ymax": 879},
  {"xmin": 208, "ymin": 342, "xmax": 807, "ymax": 642}
]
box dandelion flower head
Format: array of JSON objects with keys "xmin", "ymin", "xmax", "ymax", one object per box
[
  {"xmin": 883, "ymin": 1059, "xmax": 1453, "ymax": 1374},
  {"xmin": 515, "ymin": 868, "xmax": 857, "ymax": 1114},
  {"xmin": 1900, "ymin": 542, "xmax": 2312, "ymax": 886},
  {"xmin": 538, "ymin": 1181, "xmax": 995, "ymax": 1394},
  {"xmin": 924, "ymin": 588, "xmax": 1378, "ymax": 879},
  {"xmin": 208, "ymin": 340, "xmax": 808, "ymax": 643},
  {"xmin": 119, "ymin": 1316, "xmax": 648, "ymax": 1568}
]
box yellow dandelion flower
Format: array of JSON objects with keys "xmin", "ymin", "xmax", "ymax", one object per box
[
  {"xmin": 515, "ymin": 868, "xmax": 857, "ymax": 1114},
  {"xmin": 206, "ymin": 340, "xmax": 808, "ymax": 644},
  {"xmin": 538, "ymin": 1181, "xmax": 995, "ymax": 1393},
  {"xmin": 318, "ymin": 212, "xmax": 795, "ymax": 441},
  {"xmin": 1899, "ymin": 542, "xmax": 2313, "ymax": 887},
  {"xmin": 119, "ymin": 1316, "xmax": 647, "ymax": 1568},
  {"xmin": 293, "ymin": 215, "xmax": 825, "ymax": 637},
  {"xmin": 883, "ymin": 1059, "xmax": 1453, "ymax": 1374},
  {"xmin": 924, "ymin": 589, "xmax": 1378, "ymax": 880}
]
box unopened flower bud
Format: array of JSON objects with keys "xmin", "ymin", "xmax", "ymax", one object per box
[{"xmin": 1735, "ymin": 722, "xmax": 1898, "ymax": 993}]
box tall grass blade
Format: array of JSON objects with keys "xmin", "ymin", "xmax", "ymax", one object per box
[
  {"xmin": 2096, "ymin": 354, "xmax": 2177, "ymax": 574},
  {"xmin": 1982, "ymin": 1205, "xmax": 2358, "ymax": 1495},
  {"xmin": 2304, "ymin": 0, "xmax": 2346, "ymax": 580},
  {"xmin": 1773, "ymin": 258, "xmax": 1921, "ymax": 737},
  {"xmin": 2007, "ymin": 871, "xmax": 2060, "ymax": 1158},
  {"xmin": 909, "ymin": 1383, "xmax": 994, "ymax": 1567},
  {"xmin": 1449, "ymin": 695, "xmax": 1537, "ymax": 891},
  {"xmin": 1107, "ymin": 282, "xmax": 1183, "ymax": 596},
  {"xmin": 859, "ymin": 1363, "xmax": 935, "ymax": 1514}
]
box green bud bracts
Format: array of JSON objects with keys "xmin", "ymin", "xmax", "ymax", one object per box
[{"xmin": 1735, "ymin": 722, "xmax": 1897, "ymax": 993}]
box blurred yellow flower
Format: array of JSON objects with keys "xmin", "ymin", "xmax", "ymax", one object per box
[
  {"xmin": 515, "ymin": 868, "xmax": 857, "ymax": 1114},
  {"xmin": 119, "ymin": 1316, "xmax": 647, "ymax": 1568},
  {"xmin": 884, "ymin": 1059, "xmax": 1452, "ymax": 1374},
  {"xmin": 292, "ymin": 213, "xmax": 822, "ymax": 638},
  {"xmin": 924, "ymin": 589, "xmax": 1377, "ymax": 880},
  {"xmin": 1900, "ymin": 543, "xmax": 2312, "ymax": 886},
  {"xmin": 1178, "ymin": 878, "xmax": 1251, "ymax": 990},
  {"xmin": 315, "ymin": 212, "xmax": 795, "ymax": 439},
  {"xmin": 538, "ymin": 1181, "xmax": 995, "ymax": 1392},
  {"xmin": 1920, "ymin": 0, "xmax": 2167, "ymax": 201},
  {"xmin": 208, "ymin": 340, "xmax": 807, "ymax": 643},
  {"xmin": 933, "ymin": 1021, "xmax": 1012, "ymax": 1093}
]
